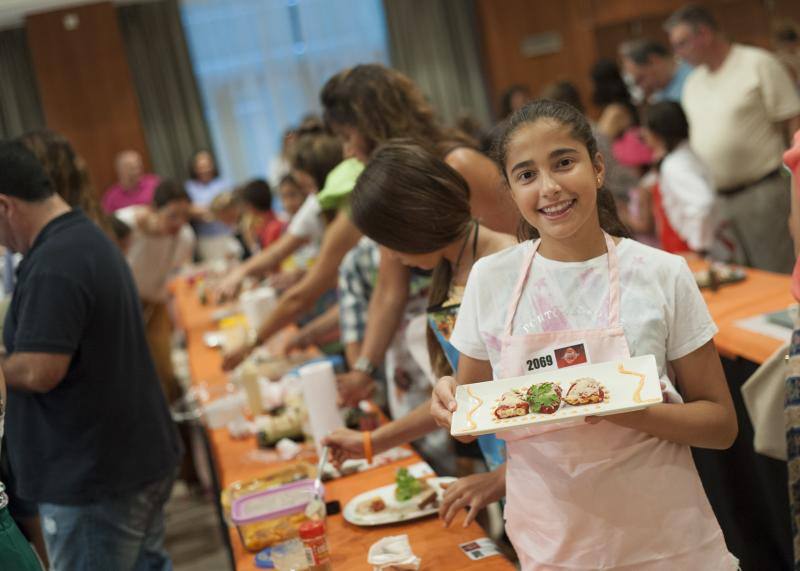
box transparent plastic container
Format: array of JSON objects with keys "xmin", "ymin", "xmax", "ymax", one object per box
[{"xmin": 231, "ymin": 479, "xmax": 321, "ymax": 552}]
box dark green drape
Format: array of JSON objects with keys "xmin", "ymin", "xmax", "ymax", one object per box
[
  {"xmin": 383, "ymin": 0, "xmax": 491, "ymax": 128},
  {"xmin": 0, "ymin": 27, "xmax": 44, "ymax": 139}
]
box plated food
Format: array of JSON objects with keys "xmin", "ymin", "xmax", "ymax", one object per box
[
  {"xmin": 491, "ymin": 379, "xmax": 603, "ymax": 421},
  {"xmin": 452, "ymin": 355, "xmax": 662, "ymax": 437},
  {"xmin": 344, "ymin": 471, "xmax": 457, "ymax": 527},
  {"xmin": 564, "ymin": 378, "xmax": 606, "ymax": 406}
]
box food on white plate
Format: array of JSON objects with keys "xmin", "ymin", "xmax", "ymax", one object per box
[
  {"xmin": 394, "ymin": 468, "xmax": 431, "ymax": 502},
  {"xmin": 416, "ymin": 488, "xmax": 439, "ymax": 510},
  {"xmin": 563, "ymin": 378, "xmax": 607, "ymax": 406},
  {"xmin": 493, "ymin": 390, "xmax": 529, "ymax": 419},
  {"xmin": 526, "ymin": 382, "xmax": 562, "ymax": 414},
  {"xmin": 343, "ymin": 476, "xmax": 457, "ymax": 526},
  {"xmin": 356, "ymin": 497, "xmax": 387, "ymax": 515}
]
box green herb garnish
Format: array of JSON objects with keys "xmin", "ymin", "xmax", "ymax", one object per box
[
  {"xmin": 395, "ymin": 468, "xmax": 422, "ymax": 501},
  {"xmin": 526, "ymin": 383, "xmax": 559, "ymax": 410}
]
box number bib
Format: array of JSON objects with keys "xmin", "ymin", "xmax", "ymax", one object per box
[{"xmin": 524, "ymin": 341, "xmax": 590, "ymax": 373}]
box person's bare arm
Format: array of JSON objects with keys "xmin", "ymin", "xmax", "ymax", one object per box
[
  {"xmin": 222, "ymin": 212, "xmax": 362, "ymax": 370},
  {"xmin": 2, "ymin": 353, "xmax": 71, "ymax": 393},
  {"xmin": 445, "ymin": 147, "xmax": 519, "ymax": 235},
  {"xmin": 322, "ymin": 398, "xmax": 438, "ymax": 466},
  {"xmin": 589, "ymin": 340, "xmax": 737, "ymax": 450},
  {"xmin": 336, "ymin": 252, "xmax": 410, "ymax": 404},
  {"xmin": 214, "ymin": 232, "xmax": 309, "ymax": 301}
]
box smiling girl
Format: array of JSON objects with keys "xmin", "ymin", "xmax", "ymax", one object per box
[{"xmin": 431, "ymin": 100, "xmax": 738, "ymax": 569}]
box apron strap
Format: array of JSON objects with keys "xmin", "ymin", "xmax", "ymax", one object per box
[
  {"xmin": 503, "ymin": 233, "xmax": 623, "ymax": 335},
  {"xmin": 503, "ymin": 239, "xmax": 541, "ymax": 335},
  {"xmin": 604, "ymin": 232, "xmax": 622, "ymax": 327}
]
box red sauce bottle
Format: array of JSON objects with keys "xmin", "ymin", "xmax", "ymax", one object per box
[{"xmin": 299, "ymin": 520, "xmax": 332, "ymax": 570}]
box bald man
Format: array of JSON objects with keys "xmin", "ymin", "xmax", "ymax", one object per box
[{"xmin": 101, "ymin": 150, "xmax": 160, "ymax": 213}]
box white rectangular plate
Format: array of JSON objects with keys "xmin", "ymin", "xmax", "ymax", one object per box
[{"xmin": 451, "ymin": 354, "xmax": 662, "ymax": 437}]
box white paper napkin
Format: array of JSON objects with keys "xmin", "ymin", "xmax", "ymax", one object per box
[{"xmin": 367, "ymin": 535, "xmax": 421, "ymax": 570}]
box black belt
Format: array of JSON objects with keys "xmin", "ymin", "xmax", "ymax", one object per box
[{"xmin": 718, "ymin": 168, "xmax": 782, "ymax": 196}]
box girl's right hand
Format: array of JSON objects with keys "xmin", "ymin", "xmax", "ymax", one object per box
[
  {"xmin": 431, "ymin": 376, "xmax": 458, "ymax": 430},
  {"xmin": 321, "ymin": 428, "xmax": 365, "ymax": 468}
]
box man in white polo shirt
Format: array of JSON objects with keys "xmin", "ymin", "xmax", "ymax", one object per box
[{"xmin": 666, "ymin": 4, "xmax": 800, "ymax": 273}]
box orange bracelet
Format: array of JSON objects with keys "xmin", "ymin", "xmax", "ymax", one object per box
[{"xmin": 363, "ymin": 431, "xmax": 373, "ymax": 465}]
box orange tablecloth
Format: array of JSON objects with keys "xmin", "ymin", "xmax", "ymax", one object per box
[
  {"xmin": 171, "ymin": 279, "xmax": 514, "ymax": 570},
  {"xmin": 687, "ymin": 260, "xmax": 794, "ymax": 364}
]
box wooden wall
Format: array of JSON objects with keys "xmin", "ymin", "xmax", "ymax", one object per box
[
  {"xmin": 26, "ymin": 1, "xmax": 150, "ymax": 194},
  {"xmin": 477, "ymin": 0, "xmax": 800, "ymax": 119}
]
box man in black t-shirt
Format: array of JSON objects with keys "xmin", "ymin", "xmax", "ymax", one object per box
[{"xmin": 0, "ymin": 140, "xmax": 181, "ymax": 570}]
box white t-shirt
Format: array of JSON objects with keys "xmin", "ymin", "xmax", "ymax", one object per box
[
  {"xmin": 450, "ymin": 239, "xmax": 717, "ymax": 403},
  {"xmin": 287, "ymin": 194, "xmax": 324, "ymax": 241},
  {"xmin": 285, "ymin": 194, "xmax": 325, "ymax": 270},
  {"xmin": 116, "ymin": 206, "xmax": 196, "ymax": 302},
  {"xmin": 659, "ymin": 142, "xmax": 718, "ymax": 251},
  {"xmin": 682, "ymin": 44, "xmax": 800, "ymax": 189}
]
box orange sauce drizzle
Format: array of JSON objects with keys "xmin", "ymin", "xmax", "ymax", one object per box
[
  {"xmin": 466, "ymin": 386, "xmax": 483, "ymax": 430},
  {"xmin": 617, "ymin": 363, "xmax": 660, "ymax": 403}
]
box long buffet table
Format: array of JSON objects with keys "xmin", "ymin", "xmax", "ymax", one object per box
[{"xmin": 171, "ymin": 278, "xmax": 515, "ymax": 571}]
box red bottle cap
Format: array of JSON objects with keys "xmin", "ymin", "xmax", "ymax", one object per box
[{"xmin": 299, "ymin": 520, "xmax": 325, "ymax": 540}]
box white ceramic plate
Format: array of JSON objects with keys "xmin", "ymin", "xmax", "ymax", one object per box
[
  {"xmin": 343, "ymin": 477, "xmax": 456, "ymax": 527},
  {"xmin": 451, "ymin": 354, "xmax": 662, "ymax": 437}
]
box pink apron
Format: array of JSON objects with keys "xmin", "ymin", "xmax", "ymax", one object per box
[{"xmin": 499, "ymin": 234, "xmax": 736, "ymax": 570}]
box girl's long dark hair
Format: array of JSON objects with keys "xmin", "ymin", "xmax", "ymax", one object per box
[
  {"xmin": 491, "ymin": 99, "xmax": 631, "ymax": 241},
  {"xmin": 320, "ymin": 64, "xmax": 474, "ymax": 158},
  {"xmin": 350, "ymin": 141, "xmax": 472, "ymax": 376}
]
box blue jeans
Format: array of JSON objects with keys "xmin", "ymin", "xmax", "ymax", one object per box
[{"xmin": 38, "ymin": 472, "xmax": 175, "ymax": 571}]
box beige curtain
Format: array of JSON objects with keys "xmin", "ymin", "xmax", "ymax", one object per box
[
  {"xmin": 0, "ymin": 27, "xmax": 44, "ymax": 139},
  {"xmin": 383, "ymin": 0, "xmax": 491, "ymax": 127},
  {"xmin": 117, "ymin": 0, "xmax": 212, "ymax": 182}
]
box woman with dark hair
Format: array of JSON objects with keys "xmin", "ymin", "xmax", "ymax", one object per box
[
  {"xmin": 313, "ymin": 63, "xmax": 519, "ymax": 408},
  {"xmin": 641, "ymin": 101, "xmax": 718, "ymax": 253},
  {"xmin": 322, "ymin": 143, "xmax": 514, "ymax": 490},
  {"xmin": 184, "ymin": 149, "xmax": 235, "ymax": 261}
]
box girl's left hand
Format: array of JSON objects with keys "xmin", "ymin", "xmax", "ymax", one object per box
[{"xmin": 439, "ymin": 468, "xmax": 506, "ymax": 527}]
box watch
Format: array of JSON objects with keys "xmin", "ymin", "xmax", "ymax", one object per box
[{"xmin": 353, "ymin": 356, "xmax": 377, "ymax": 377}]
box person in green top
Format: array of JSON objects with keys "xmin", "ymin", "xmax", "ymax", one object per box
[{"xmin": 0, "ymin": 379, "xmax": 42, "ymax": 570}]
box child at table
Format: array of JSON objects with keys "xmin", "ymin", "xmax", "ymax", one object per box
[
  {"xmin": 430, "ymin": 99, "xmax": 738, "ymax": 570},
  {"xmin": 640, "ymin": 101, "xmax": 718, "ymax": 254}
]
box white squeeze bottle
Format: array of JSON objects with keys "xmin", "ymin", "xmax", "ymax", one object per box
[{"xmin": 240, "ymin": 362, "xmax": 262, "ymax": 417}]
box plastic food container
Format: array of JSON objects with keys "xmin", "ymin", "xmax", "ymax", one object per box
[
  {"xmin": 231, "ymin": 479, "xmax": 321, "ymax": 552},
  {"xmin": 221, "ymin": 462, "xmax": 316, "ymax": 524}
]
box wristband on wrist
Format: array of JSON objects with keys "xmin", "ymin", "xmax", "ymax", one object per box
[
  {"xmin": 363, "ymin": 430, "xmax": 373, "ymax": 464},
  {"xmin": 353, "ymin": 355, "xmax": 377, "ymax": 377}
]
